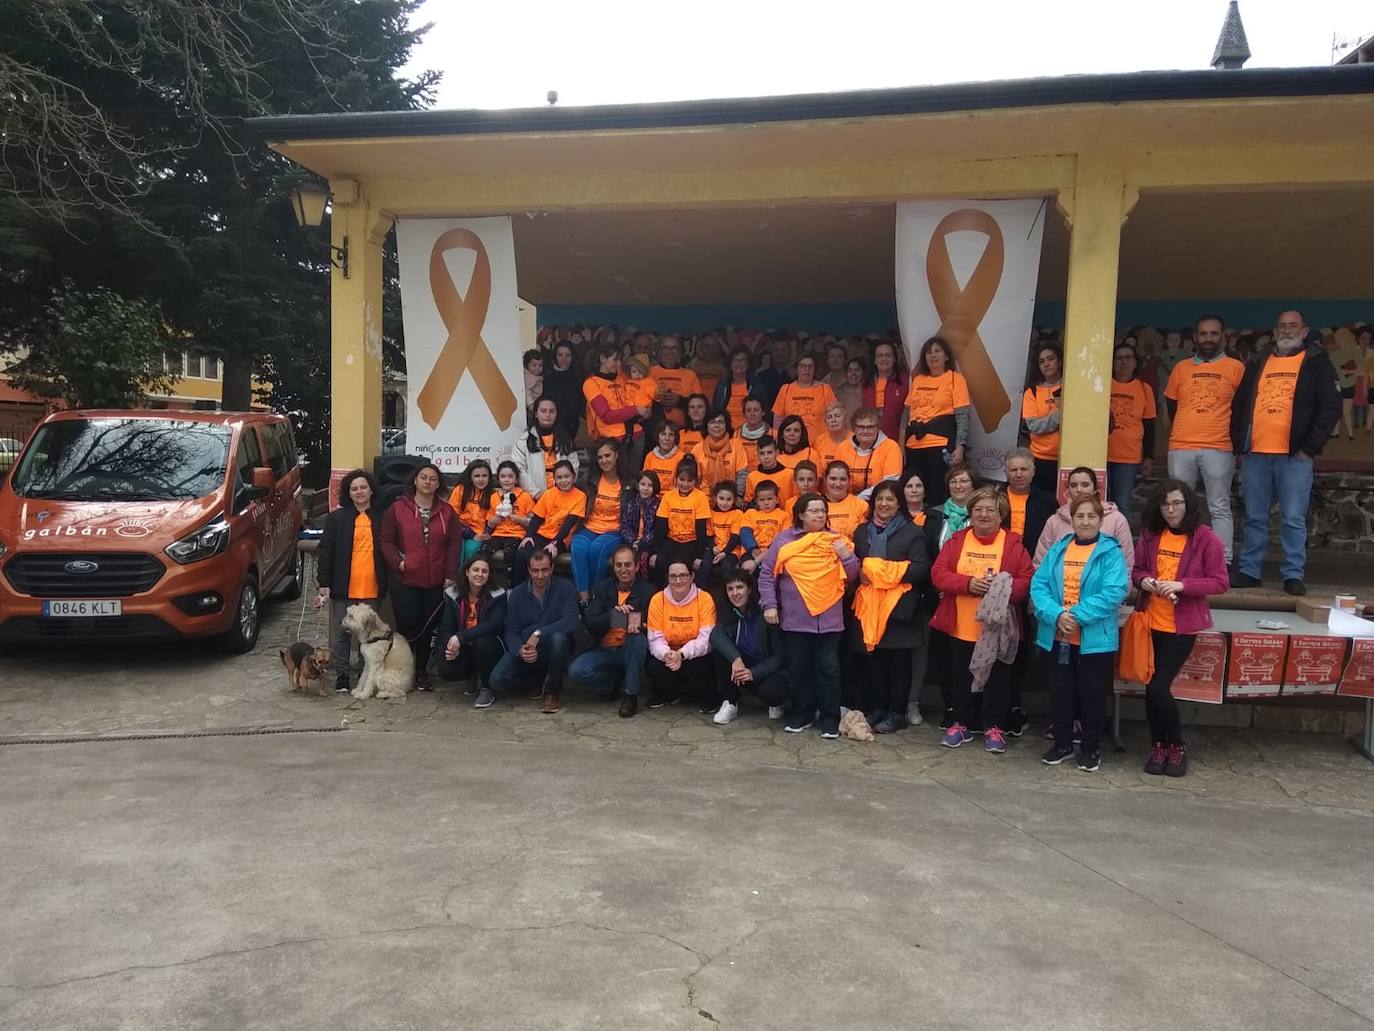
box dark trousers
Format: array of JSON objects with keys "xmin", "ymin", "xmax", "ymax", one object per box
[
  {"xmin": 389, "ymin": 582, "xmax": 444, "ymax": 673},
  {"xmin": 1047, "ymin": 644, "xmax": 1112, "ymax": 753},
  {"xmin": 948, "ymin": 636, "xmax": 1011, "ymax": 732},
  {"xmin": 861, "ymin": 648, "xmax": 912, "ymax": 717},
  {"xmin": 784, "ymin": 631, "xmax": 842, "ymax": 724},
  {"xmin": 929, "ymin": 627, "xmax": 954, "ymax": 711},
  {"xmin": 904, "ymin": 446, "xmax": 949, "ymax": 506},
  {"xmin": 653, "ymin": 538, "xmax": 704, "ymax": 585},
  {"xmin": 1032, "ymin": 457, "xmax": 1059, "ymax": 496},
  {"xmin": 1146, "ymin": 630, "xmax": 1196, "ymax": 746},
  {"xmin": 437, "ymin": 633, "xmax": 504, "ymax": 688},
  {"xmin": 648, "ymin": 654, "xmax": 715, "ymax": 708},
  {"xmin": 714, "ymin": 653, "xmax": 788, "ymax": 707},
  {"xmin": 489, "ymin": 631, "xmax": 574, "ymax": 696},
  {"xmin": 696, "ymin": 552, "xmax": 741, "ymax": 590}
]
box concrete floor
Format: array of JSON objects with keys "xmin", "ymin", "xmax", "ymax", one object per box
[{"xmin": 2, "ymin": 594, "xmax": 1373, "ymax": 1030}]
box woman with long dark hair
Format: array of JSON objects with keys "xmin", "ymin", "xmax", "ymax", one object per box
[
  {"xmin": 436, "ymin": 554, "xmax": 507, "ymax": 698},
  {"xmin": 863, "ymin": 339, "xmax": 910, "ymax": 442},
  {"xmin": 1106, "ymin": 341, "xmax": 1157, "ymax": 513},
  {"xmin": 447, "ymin": 459, "xmax": 495, "ymax": 566},
  {"xmin": 1131, "ymin": 478, "xmax": 1229, "ymax": 778},
  {"xmin": 510, "ymin": 395, "xmax": 578, "ymax": 499},
  {"xmin": 1022, "ymin": 342, "xmax": 1064, "ymax": 494},
  {"xmin": 903, "ymin": 335, "xmax": 972, "ymax": 507},
  {"xmin": 572, "ymin": 439, "xmax": 630, "ymax": 601},
  {"xmin": 775, "ymin": 414, "xmax": 818, "ymax": 470},
  {"xmin": 542, "ymin": 341, "xmax": 584, "ymax": 438},
  {"xmin": 898, "ymin": 469, "xmax": 943, "ymax": 727},
  {"xmin": 713, "ymin": 347, "xmax": 756, "ymax": 428},
  {"xmin": 380, "ymin": 462, "xmax": 467, "ymax": 691},
  {"xmin": 315, "ymin": 469, "xmax": 387, "ymax": 694}
]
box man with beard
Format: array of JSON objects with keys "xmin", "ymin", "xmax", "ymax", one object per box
[
  {"xmin": 1230, "ymin": 309, "xmax": 1340, "ymax": 596},
  {"xmin": 1163, "ymin": 314, "xmax": 1245, "ymax": 564}
]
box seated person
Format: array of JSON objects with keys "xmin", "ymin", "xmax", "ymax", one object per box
[
  {"xmin": 437, "ymin": 554, "xmax": 507, "ymax": 698},
  {"xmin": 744, "ymin": 436, "xmax": 796, "ymax": 504},
  {"xmin": 569, "ymin": 545, "xmax": 654, "ymax": 719},
  {"xmin": 646, "ymin": 561, "xmax": 718, "ymax": 713},
  {"xmin": 487, "ymin": 548, "xmax": 580, "ymax": 713},
  {"xmin": 700, "ymin": 480, "xmax": 744, "ymax": 587},
  {"xmin": 511, "ymin": 460, "xmax": 585, "ymax": 585},
  {"xmin": 650, "ymin": 459, "xmax": 710, "ymax": 584},
  {"xmin": 709, "ymin": 570, "xmax": 789, "ymax": 725},
  {"xmin": 739, "ymin": 481, "xmax": 788, "ymax": 574}
]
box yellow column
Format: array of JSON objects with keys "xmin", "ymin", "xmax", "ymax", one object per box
[
  {"xmin": 329, "ymin": 180, "xmax": 393, "ymax": 473},
  {"xmin": 1056, "ymin": 151, "xmax": 1137, "ymax": 473}
]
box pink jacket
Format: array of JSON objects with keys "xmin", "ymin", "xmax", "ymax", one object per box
[
  {"xmin": 1034, "ymin": 501, "xmax": 1133, "ymax": 568},
  {"xmin": 1131, "ymin": 525, "xmax": 1229, "ymax": 635}
]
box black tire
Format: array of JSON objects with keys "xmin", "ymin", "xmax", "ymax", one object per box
[
  {"xmin": 376, "ymin": 484, "xmax": 406, "ymax": 512},
  {"xmin": 275, "ymin": 545, "xmax": 304, "ymax": 601},
  {"xmin": 217, "ymin": 579, "xmax": 261, "ymax": 653},
  {"xmin": 374, "ymin": 454, "xmax": 427, "ymax": 487}
]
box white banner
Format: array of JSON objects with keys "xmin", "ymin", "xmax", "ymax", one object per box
[
  {"xmin": 398, "ymin": 216, "xmax": 524, "ymax": 472},
  {"xmin": 895, "ymin": 199, "xmax": 1046, "ymax": 481}
]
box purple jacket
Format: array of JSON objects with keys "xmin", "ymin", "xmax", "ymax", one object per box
[
  {"xmin": 756, "ymin": 527, "xmax": 859, "ymax": 634},
  {"xmin": 1131, "ymin": 525, "xmax": 1229, "ymax": 634}
]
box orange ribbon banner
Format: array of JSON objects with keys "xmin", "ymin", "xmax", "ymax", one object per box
[
  {"xmin": 416, "ymin": 228, "xmax": 518, "ymax": 431},
  {"xmin": 925, "ymin": 209, "xmax": 1011, "ymax": 432}
]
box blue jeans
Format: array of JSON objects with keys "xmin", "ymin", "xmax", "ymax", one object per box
[
  {"xmin": 489, "ymin": 631, "xmax": 574, "ymax": 695},
  {"xmin": 571, "ymin": 529, "xmax": 623, "ymax": 594},
  {"xmin": 1239, "ymin": 452, "xmax": 1314, "ymax": 581},
  {"xmin": 1105, "ymin": 462, "xmax": 1139, "ymax": 516},
  {"xmin": 1167, "ymin": 448, "xmax": 1235, "ymax": 563},
  {"xmin": 567, "ymin": 635, "xmax": 648, "ymax": 697}
]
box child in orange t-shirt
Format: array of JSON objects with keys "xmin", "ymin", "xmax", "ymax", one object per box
[
  {"xmin": 700, "ymin": 480, "xmax": 744, "ymax": 588},
  {"xmin": 512, "ymin": 460, "xmax": 585, "ymax": 585},
  {"xmin": 739, "ymin": 482, "xmax": 787, "ymax": 573},
  {"xmin": 448, "ymin": 459, "xmax": 495, "ymax": 566},
  {"xmin": 651, "ymin": 460, "xmax": 710, "ymax": 584},
  {"xmin": 484, "ymin": 460, "xmax": 534, "ymax": 568}
]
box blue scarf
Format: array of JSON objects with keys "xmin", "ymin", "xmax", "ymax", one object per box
[
  {"xmin": 939, "ymin": 497, "xmax": 968, "ymax": 547},
  {"xmin": 866, "ymin": 512, "xmax": 908, "ymax": 559}
]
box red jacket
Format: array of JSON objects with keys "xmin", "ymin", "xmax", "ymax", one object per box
[
  {"xmin": 863, "ymin": 373, "xmax": 909, "ymax": 443},
  {"xmin": 380, "ymin": 495, "xmax": 466, "ymax": 589},
  {"xmin": 929, "ymin": 527, "xmax": 1033, "ymax": 639},
  {"xmin": 1130, "ymin": 525, "xmax": 1229, "ymax": 635}
]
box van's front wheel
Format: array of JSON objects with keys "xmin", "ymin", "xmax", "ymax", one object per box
[{"xmin": 217, "ymin": 580, "xmax": 261, "ymax": 653}]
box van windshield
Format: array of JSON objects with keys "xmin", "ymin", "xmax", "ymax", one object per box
[{"xmin": 11, "ymin": 419, "xmax": 232, "ymax": 502}]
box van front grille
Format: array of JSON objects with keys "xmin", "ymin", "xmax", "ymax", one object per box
[{"xmin": 4, "ymin": 553, "xmax": 165, "ymax": 598}]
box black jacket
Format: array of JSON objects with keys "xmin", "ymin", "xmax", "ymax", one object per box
[
  {"xmin": 710, "ymin": 604, "xmax": 786, "ymax": 680},
  {"xmin": 583, "ymin": 575, "xmax": 655, "ymax": 641},
  {"xmin": 1231, "ymin": 344, "xmax": 1342, "ymax": 457},
  {"xmin": 846, "ymin": 518, "xmax": 931, "ymax": 651},
  {"xmin": 437, "ymin": 589, "xmax": 508, "ymax": 646},
  {"xmin": 316, "ymin": 505, "xmax": 387, "ymax": 599},
  {"xmin": 1018, "ymin": 488, "xmax": 1058, "ymax": 560}
]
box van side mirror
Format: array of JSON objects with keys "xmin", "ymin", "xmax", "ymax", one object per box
[{"xmin": 250, "ymin": 467, "xmax": 275, "ymax": 489}]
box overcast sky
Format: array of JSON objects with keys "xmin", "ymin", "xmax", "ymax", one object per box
[{"xmin": 404, "ymin": 0, "xmax": 1370, "ymax": 110}]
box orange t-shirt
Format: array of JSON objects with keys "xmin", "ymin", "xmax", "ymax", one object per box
[
  {"xmin": 1022, "ymin": 384, "xmax": 1062, "ymax": 460},
  {"xmin": 777, "ymin": 447, "xmax": 819, "ymax": 472},
  {"xmin": 532, "ymin": 486, "xmax": 587, "ymax": 544},
  {"xmin": 1249, "ymin": 352, "xmax": 1304, "ymax": 454},
  {"xmin": 724, "ymin": 382, "xmax": 749, "ymax": 426},
  {"xmin": 833, "ymin": 437, "xmax": 902, "ymax": 495},
  {"xmin": 1008, "ymin": 491, "xmax": 1028, "ymax": 537},
  {"xmin": 601, "ymin": 587, "xmax": 633, "ymax": 648},
  {"xmin": 709, "ymin": 508, "xmax": 744, "ymax": 556},
  {"xmin": 657, "ymin": 488, "xmax": 710, "ymax": 543},
  {"xmin": 650, "ymin": 365, "xmax": 703, "ymax": 403},
  {"xmin": 815, "ymin": 432, "xmax": 847, "ymax": 471},
  {"xmin": 583, "ymin": 376, "xmax": 634, "ymax": 439},
  {"xmin": 826, "ymin": 493, "xmax": 868, "ymax": 543},
  {"xmin": 538, "ymin": 435, "xmax": 558, "ymax": 489},
  {"xmin": 642, "ymin": 448, "xmax": 685, "ymax": 488},
  {"xmin": 1148, "ymin": 530, "xmax": 1186, "ymax": 633},
  {"xmin": 487, "ymin": 489, "xmax": 533, "ymax": 539},
  {"xmin": 745, "ymin": 466, "xmax": 796, "ymax": 505},
  {"xmin": 648, "ymin": 588, "xmax": 717, "ymax": 649},
  {"xmin": 583, "ymin": 477, "xmax": 623, "ymax": 535},
  {"xmin": 774, "ymin": 381, "xmax": 838, "ymax": 442},
  {"xmin": 734, "ymin": 428, "xmax": 768, "ymax": 469},
  {"xmin": 1059, "ymin": 539, "xmax": 1095, "ymax": 645},
  {"xmin": 347, "ymin": 513, "xmax": 379, "ymax": 599},
  {"xmin": 679, "ymin": 428, "xmax": 705, "ymax": 451},
  {"xmin": 741, "ymin": 507, "xmax": 787, "ymax": 553},
  {"xmin": 447, "ymin": 485, "xmax": 491, "ymax": 537},
  {"xmin": 1107, "ymin": 378, "xmax": 1157, "ymax": 464},
  {"xmin": 953, "ymin": 529, "xmax": 1007, "ymax": 643},
  {"xmin": 691, "ymin": 437, "xmax": 747, "ymax": 494},
  {"xmin": 1165, "ymin": 356, "xmax": 1245, "ymax": 451},
  {"xmin": 873, "ymin": 377, "xmax": 889, "ymax": 410},
  {"xmin": 905, "ymin": 371, "xmax": 971, "ymax": 448}
]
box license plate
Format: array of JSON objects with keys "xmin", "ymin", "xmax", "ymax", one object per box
[{"xmin": 42, "ymin": 599, "xmax": 122, "ymax": 618}]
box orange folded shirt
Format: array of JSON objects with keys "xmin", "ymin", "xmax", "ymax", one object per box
[
  {"xmin": 774, "ymin": 531, "xmax": 846, "ymax": 616},
  {"xmin": 853, "ymin": 557, "xmax": 911, "ymax": 650}
]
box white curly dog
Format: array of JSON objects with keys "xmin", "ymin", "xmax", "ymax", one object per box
[{"xmin": 341, "ymin": 603, "xmax": 414, "ymax": 701}]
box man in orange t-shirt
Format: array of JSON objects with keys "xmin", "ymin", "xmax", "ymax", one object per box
[
  {"xmin": 650, "ymin": 335, "xmax": 703, "ymax": 416},
  {"xmin": 1163, "ymin": 315, "xmax": 1245, "ymax": 563}
]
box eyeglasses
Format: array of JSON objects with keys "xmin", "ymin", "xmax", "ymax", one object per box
[
  {"xmin": 854, "ymin": 424, "xmax": 878, "ymax": 432},
  {"xmin": 667, "ymin": 572, "xmax": 692, "ymax": 580}
]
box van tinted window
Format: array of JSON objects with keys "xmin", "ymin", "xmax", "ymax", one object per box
[
  {"xmin": 235, "ymin": 426, "xmax": 263, "ymax": 484},
  {"xmin": 262, "ymin": 423, "xmax": 291, "ymax": 479}
]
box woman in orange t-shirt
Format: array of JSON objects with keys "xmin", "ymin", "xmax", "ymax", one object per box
[
  {"xmin": 1106, "ymin": 342, "xmax": 1157, "ymax": 514},
  {"xmin": 1021, "ymin": 343, "xmax": 1064, "ymax": 495},
  {"xmin": 679, "ymin": 394, "xmax": 710, "ymax": 451},
  {"xmin": 691, "ymin": 410, "xmax": 748, "ymax": 498},
  {"xmin": 815, "ymin": 402, "xmax": 850, "ymax": 471},
  {"xmin": 315, "ymin": 469, "xmax": 387, "ymax": 694},
  {"xmin": 776, "ymin": 415, "xmax": 819, "ymax": 471},
  {"xmin": 904, "ymin": 336, "xmax": 972, "ymax": 507},
  {"xmin": 571, "ymin": 439, "xmax": 630, "ymax": 600},
  {"xmin": 512, "ymin": 460, "xmax": 586, "ymax": 586}
]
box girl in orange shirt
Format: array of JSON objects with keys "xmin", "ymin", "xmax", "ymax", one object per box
[
  {"xmin": 651, "ymin": 459, "xmax": 711, "ymax": 584},
  {"xmin": 512, "ymin": 460, "xmax": 586, "ymax": 585},
  {"xmin": 571, "ymin": 439, "xmax": 630, "ymax": 600},
  {"xmin": 701, "ymin": 480, "xmax": 744, "ymax": 588},
  {"xmin": 449, "ymin": 460, "xmax": 495, "ymax": 566}
]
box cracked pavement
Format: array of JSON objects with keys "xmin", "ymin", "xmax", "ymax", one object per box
[{"xmin": 2, "ymin": 595, "xmax": 1373, "ymax": 1028}]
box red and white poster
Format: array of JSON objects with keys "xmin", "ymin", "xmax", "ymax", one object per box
[
  {"xmin": 1173, "ymin": 631, "xmax": 1227, "ymax": 705},
  {"xmin": 1281, "ymin": 635, "xmax": 1347, "ymax": 696},
  {"xmin": 1337, "ymin": 638, "xmax": 1374, "ymax": 699},
  {"xmin": 1225, "ymin": 633, "xmax": 1288, "ymax": 699}
]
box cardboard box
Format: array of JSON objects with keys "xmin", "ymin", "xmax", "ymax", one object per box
[{"xmin": 1295, "ymin": 599, "xmax": 1330, "ymax": 625}]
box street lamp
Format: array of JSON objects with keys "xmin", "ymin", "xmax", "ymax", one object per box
[{"xmin": 289, "ymin": 182, "xmax": 349, "ymax": 278}]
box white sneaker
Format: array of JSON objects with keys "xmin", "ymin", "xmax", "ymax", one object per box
[
  {"xmin": 712, "ymin": 701, "xmax": 739, "ymax": 726},
  {"xmin": 768, "ymin": 705, "xmax": 785, "ymax": 720},
  {"xmin": 906, "ymin": 704, "xmax": 924, "ymax": 727}
]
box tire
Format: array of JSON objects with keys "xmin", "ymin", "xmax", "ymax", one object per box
[
  {"xmin": 376, "ymin": 484, "xmax": 406, "ymax": 512},
  {"xmin": 374, "ymin": 454, "xmax": 427, "ymax": 487},
  {"xmin": 274, "ymin": 544, "xmax": 304, "ymax": 601},
  {"xmin": 217, "ymin": 579, "xmax": 261, "ymax": 653}
]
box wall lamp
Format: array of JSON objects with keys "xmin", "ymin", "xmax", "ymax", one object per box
[{"xmin": 290, "ymin": 183, "xmax": 349, "ymax": 278}]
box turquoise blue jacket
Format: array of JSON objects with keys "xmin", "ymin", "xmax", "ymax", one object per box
[{"xmin": 1030, "ymin": 533, "xmax": 1130, "ymax": 656}]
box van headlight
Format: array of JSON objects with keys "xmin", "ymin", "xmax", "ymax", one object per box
[{"xmin": 165, "ymin": 514, "xmax": 231, "ymax": 564}]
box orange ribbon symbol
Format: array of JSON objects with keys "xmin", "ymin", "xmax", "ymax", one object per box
[
  {"xmin": 925, "ymin": 209, "xmax": 1010, "ymax": 432},
  {"xmin": 416, "ymin": 228, "xmax": 518, "ymax": 431}
]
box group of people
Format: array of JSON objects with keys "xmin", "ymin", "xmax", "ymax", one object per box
[{"xmin": 312, "ymin": 308, "xmax": 1336, "ymax": 776}]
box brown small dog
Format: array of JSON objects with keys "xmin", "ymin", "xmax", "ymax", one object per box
[{"xmin": 280, "ymin": 642, "xmax": 333, "ymax": 696}]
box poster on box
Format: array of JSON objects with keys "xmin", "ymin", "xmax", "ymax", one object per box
[
  {"xmin": 1337, "ymin": 638, "xmax": 1374, "ymax": 699},
  {"xmin": 1225, "ymin": 633, "xmax": 1287, "ymax": 699},
  {"xmin": 1173, "ymin": 631, "xmax": 1227, "ymax": 705},
  {"xmin": 1281, "ymin": 635, "xmax": 1347, "ymax": 696}
]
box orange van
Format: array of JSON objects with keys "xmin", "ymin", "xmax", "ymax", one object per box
[{"xmin": 0, "ymin": 410, "xmax": 304, "ymax": 651}]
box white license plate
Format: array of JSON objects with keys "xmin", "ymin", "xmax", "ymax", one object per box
[{"xmin": 42, "ymin": 599, "xmax": 123, "ymax": 618}]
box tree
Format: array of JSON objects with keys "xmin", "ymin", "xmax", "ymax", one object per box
[
  {"xmin": 8, "ymin": 281, "xmax": 178, "ymax": 408},
  {"xmin": 0, "ymin": 1, "xmax": 437, "ymax": 482}
]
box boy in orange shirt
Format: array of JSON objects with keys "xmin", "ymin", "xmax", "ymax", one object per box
[
  {"xmin": 744, "ymin": 436, "xmax": 796, "ymax": 504},
  {"xmin": 740, "ymin": 482, "xmax": 787, "ymax": 573}
]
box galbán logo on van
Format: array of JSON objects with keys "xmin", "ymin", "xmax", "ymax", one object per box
[{"xmin": 21, "ymin": 516, "xmax": 156, "ymax": 542}]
